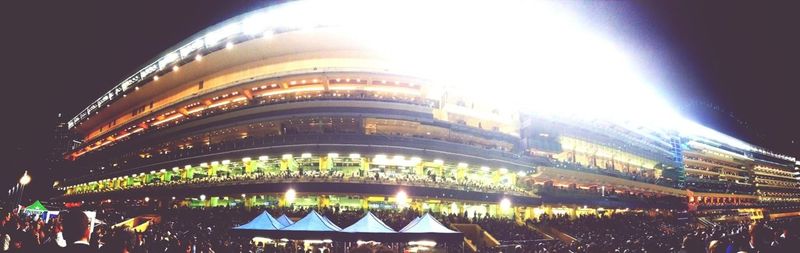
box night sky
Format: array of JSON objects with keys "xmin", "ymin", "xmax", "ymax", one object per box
[{"xmin": 0, "ymin": 0, "xmax": 798, "ymax": 196}]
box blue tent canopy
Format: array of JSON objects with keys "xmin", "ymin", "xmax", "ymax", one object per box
[
  {"xmin": 342, "ymin": 212, "xmax": 396, "ymax": 233},
  {"xmin": 276, "ymin": 214, "xmax": 294, "ymax": 227},
  {"xmin": 281, "ymin": 210, "xmax": 341, "ymax": 231},
  {"xmin": 235, "ymin": 211, "xmax": 284, "ymax": 230},
  {"xmin": 322, "ymin": 215, "xmax": 343, "ymax": 231},
  {"xmin": 399, "ymin": 213, "xmax": 458, "ymax": 233},
  {"xmin": 399, "ymin": 216, "xmax": 420, "ymax": 232},
  {"xmin": 232, "ymin": 211, "xmax": 461, "ymax": 242}
]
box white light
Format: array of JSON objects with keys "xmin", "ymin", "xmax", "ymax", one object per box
[
  {"xmin": 205, "ymin": 23, "xmax": 241, "ymax": 47},
  {"xmin": 242, "ymin": 157, "xmax": 252, "ymax": 162},
  {"xmin": 301, "ymin": 153, "xmax": 312, "ymax": 158},
  {"xmin": 285, "ymin": 188, "xmax": 297, "ymax": 203},
  {"xmin": 199, "ymin": 194, "xmax": 206, "ymax": 201},
  {"xmin": 172, "ymin": 167, "xmax": 180, "ymax": 171},
  {"xmin": 263, "ymin": 30, "xmax": 275, "ymax": 39},
  {"xmin": 243, "ymin": 13, "xmax": 269, "ymax": 35},
  {"xmin": 410, "ymin": 156, "xmax": 422, "ymax": 163},
  {"xmin": 327, "ymin": 153, "xmax": 339, "ymax": 158},
  {"xmin": 222, "ymin": 160, "xmax": 230, "ymax": 165},
  {"xmin": 160, "ymin": 169, "xmax": 167, "ymax": 173},
  {"xmin": 499, "ymin": 168, "xmax": 508, "ymax": 174},
  {"xmin": 225, "ymin": 41, "xmax": 234, "ymax": 50},
  {"xmin": 19, "ymin": 171, "xmax": 31, "ymax": 186},
  {"xmin": 457, "ymin": 162, "xmax": 468, "ymax": 168},
  {"xmin": 153, "ymin": 75, "xmax": 159, "ymax": 81},
  {"xmin": 259, "ymin": 155, "xmax": 269, "ymax": 161},
  {"xmin": 499, "ymin": 198, "xmax": 511, "ymax": 210},
  {"xmin": 517, "ymin": 171, "xmax": 526, "ymax": 177},
  {"xmin": 433, "ymin": 159, "xmax": 444, "ymax": 165},
  {"xmin": 172, "ymin": 65, "xmax": 179, "ymax": 72},
  {"xmin": 393, "ymin": 155, "xmax": 405, "ymax": 161},
  {"xmin": 172, "ymin": 196, "xmax": 176, "ymax": 200},
  {"xmin": 144, "ymin": 197, "xmax": 150, "ymax": 202},
  {"xmin": 374, "ymin": 154, "xmax": 387, "ymax": 160},
  {"xmin": 481, "ymin": 166, "xmax": 490, "ymax": 172},
  {"xmin": 200, "ymin": 162, "xmax": 208, "ymax": 167},
  {"xmin": 349, "ymin": 153, "xmax": 361, "ymax": 159},
  {"xmin": 282, "ymin": 154, "xmax": 292, "ymax": 159},
  {"xmin": 195, "ymin": 54, "xmax": 203, "ymax": 61},
  {"xmin": 395, "ymin": 190, "xmax": 408, "ymax": 207},
  {"xmin": 210, "ymin": 161, "xmax": 219, "ymax": 166}
]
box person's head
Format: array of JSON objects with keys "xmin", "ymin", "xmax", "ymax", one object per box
[
  {"xmin": 748, "ymin": 222, "xmax": 770, "ymax": 248},
  {"xmin": 61, "ymin": 209, "xmax": 90, "ymax": 243},
  {"xmin": 103, "ymin": 228, "xmax": 136, "ymax": 253},
  {"xmin": 707, "ymin": 240, "xmax": 725, "ymax": 253},
  {"xmin": 682, "ymin": 235, "xmax": 703, "ymax": 253}
]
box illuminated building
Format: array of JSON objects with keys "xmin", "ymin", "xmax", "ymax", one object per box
[{"xmin": 58, "ymin": 0, "xmax": 800, "ymax": 219}]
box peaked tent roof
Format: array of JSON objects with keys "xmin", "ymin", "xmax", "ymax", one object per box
[
  {"xmin": 25, "ymin": 200, "xmax": 48, "ymax": 212},
  {"xmin": 281, "ymin": 210, "xmax": 341, "ymax": 231},
  {"xmin": 342, "ymin": 212, "xmax": 396, "ymax": 233},
  {"xmin": 322, "ymin": 215, "xmax": 343, "ymax": 231},
  {"xmin": 399, "ymin": 213, "xmax": 458, "ymax": 233},
  {"xmin": 235, "ymin": 211, "xmax": 284, "ymax": 230},
  {"xmin": 399, "ymin": 216, "xmax": 420, "ymax": 232},
  {"xmin": 276, "ymin": 214, "xmax": 294, "ymax": 227}
]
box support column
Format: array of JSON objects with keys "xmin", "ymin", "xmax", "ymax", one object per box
[
  {"xmin": 245, "ymin": 161, "xmax": 256, "ymax": 174},
  {"xmin": 360, "ymin": 158, "xmax": 370, "ymax": 177},
  {"xmin": 318, "ymin": 195, "xmax": 330, "ymax": 209}
]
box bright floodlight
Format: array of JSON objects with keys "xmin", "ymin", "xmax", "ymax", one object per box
[
  {"xmin": 287, "ymin": 0, "xmax": 682, "ymax": 129},
  {"xmin": 19, "ymin": 171, "xmax": 31, "ymax": 186},
  {"xmin": 200, "ymin": 194, "xmax": 206, "ymax": 201},
  {"xmin": 395, "ymin": 190, "xmax": 408, "ymax": 207},
  {"xmin": 499, "ymin": 198, "xmax": 512, "ymax": 210},
  {"xmin": 285, "ymin": 188, "xmax": 297, "ymax": 203},
  {"xmin": 144, "ymin": 197, "xmax": 150, "ymax": 202}
]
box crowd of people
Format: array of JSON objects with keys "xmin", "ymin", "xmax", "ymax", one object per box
[
  {"xmin": 67, "ymin": 168, "xmax": 533, "ymax": 198},
  {"xmin": 551, "ymin": 160, "xmax": 676, "ymax": 188},
  {"xmin": 1, "ymin": 202, "xmax": 798, "ymax": 253},
  {"xmin": 530, "ymin": 212, "xmax": 800, "ymax": 253}
]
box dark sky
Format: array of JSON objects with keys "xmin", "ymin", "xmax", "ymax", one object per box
[{"xmin": 0, "ymin": 0, "xmax": 798, "ymax": 195}]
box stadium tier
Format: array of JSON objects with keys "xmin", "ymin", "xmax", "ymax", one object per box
[{"xmin": 58, "ymin": 1, "xmax": 800, "ymax": 221}]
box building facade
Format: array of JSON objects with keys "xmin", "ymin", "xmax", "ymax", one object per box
[{"xmin": 58, "ymin": 2, "xmax": 800, "ymax": 220}]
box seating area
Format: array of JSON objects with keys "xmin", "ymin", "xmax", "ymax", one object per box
[{"xmin": 65, "ymin": 169, "xmax": 535, "ymax": 198}]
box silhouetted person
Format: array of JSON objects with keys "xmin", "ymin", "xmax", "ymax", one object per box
[
  {"xmin": 60, "ymin": 210, "xmax": 98, "ymax": 253},
  {"xmin": 677, "ymin": 235, "xmax": 703, "ymax": 253},
  {"xmin": 100, "ymin": 227, "xmax": 136, "ymax": 253}
]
